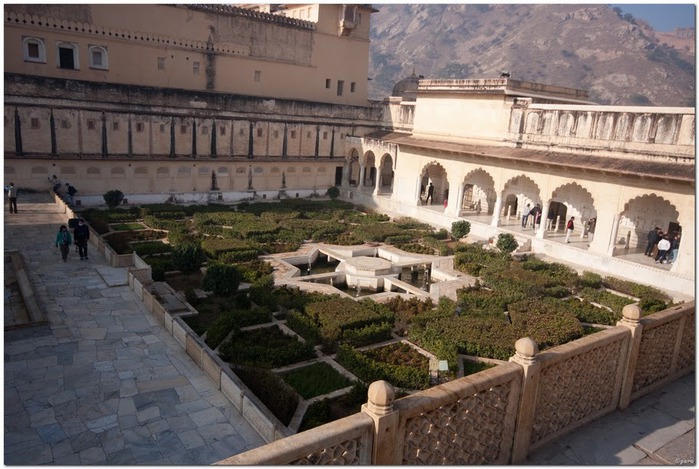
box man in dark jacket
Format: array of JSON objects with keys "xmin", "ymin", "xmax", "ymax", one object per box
[
  {"xmin": 645, "ymin": 227, "xmax": 660, "ymax": 256},
  {"xmin": 73, "ymin": 218, "xmax": 90, "ymax": 260}
]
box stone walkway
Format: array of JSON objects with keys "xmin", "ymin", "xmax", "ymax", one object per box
[{"xmin": 4, "ymin": 192, "xmax": 266, "ymax": 464}]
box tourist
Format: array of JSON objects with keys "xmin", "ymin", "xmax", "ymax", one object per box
[
  {"xmin": 55, "ymin": 225, "xmax": 73, "ymax": 262},
  {"xmin": 565, "ymin": 216, "xmax": 575, "ymax": 243},
  {"xmin": 73, "ymin": 218, "xmax": 90, "ymax": 260},
  {"xmin": 644, "ymin": 227, "xmax": 660, "ymax": 256},
  {"xmin": 425, "ymin": 182, "xmax": 434, "ymax": 205},
  {"xmin": 521, "ymin": 204, "xmax": 530, "ymax": 228},
  {"xmin": 655, "ymin": 236, "xmax": 671, "ymax": 264},
  {"xmin": 529, "ymin": 204, "xmax": 542, "ymax": 229},
  {"xmin": 669, "ymin": 234, "xmax": 681, "ymax": 264},
  {"xmin": 48, "ymin": 174, "xmax": 61, "ymax": 193},
  {"xmin": 6, "ymin": 182, "xmax": 18, "ymax": 214},
  {"xmin": 65, "ymin": 183, "xmax": 78, "ymax": 206},
  {"xmin": 586, "ymin": 217, "xmax": 597, "ymax": 242}
]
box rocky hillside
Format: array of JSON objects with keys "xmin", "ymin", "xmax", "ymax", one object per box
[{"xmin": 368, "ymin": 4, "xmax": 695, "ymax": 107}]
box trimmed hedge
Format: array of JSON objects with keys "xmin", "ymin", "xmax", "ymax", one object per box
[
  {"xmin": 232, "ymin": 365, "xmax": 299, "ymax": 426},
  {"xmin": 218, "ymin": 326, "xmax": 316, "ymax": 368},
  {"xmin": 335, "ymin": 344, "xmax": 429, "ymax": 390}
]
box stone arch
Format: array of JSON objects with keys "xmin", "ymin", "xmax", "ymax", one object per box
[
  {"xmin": 363, "ymin": 151, "xmax": 376, "ymax": 188},
  {"xmin": 348, "ymin": 149, "xmax": 359, "ymax": 187},
  {"xmin": 419, "ymin": 162, "xmax": 448, "ymax": 206},
  {"xmin": 460, "ymin": 168, "xmax": 496, "ymax": 215},
  {"xmin": 378, "ymin": 153, "xmax": 394, "ymax": 193},
  {"xmin": 548, "ymin": 182, "xmax": 597, "ymax": 233},
  {"xmin": 501, "ymin": 175, "xmax": 541, "ymax": 221},
  {"xmin": 557, "ymin": 112, "xmax": 575, "ymax": 137},
  {"xmin": 618, "ymin": 194, "xmax": 680, "ymax": 250}
]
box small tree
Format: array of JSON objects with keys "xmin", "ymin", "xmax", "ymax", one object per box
[
  {"xmin": 496, "ymin": 233, "xmax": 518, "ymax": 255},
  {"xmin": 103, "ymin": 189, "xmax": 124, "ymax": 208},
  {"xmin": 203, "ymin": 263, "xmax": 242, "ymax": 296},
  {"xmin": 171, "ymin": 243, "xmax": 206, "ymax": 274},
  {"xmin": 451, "ymin": 220, "xmax": 471, "ymax": 239},
  {"xmin": 326, "ymin": 186, "xmax": 340, "ymax": 200}
]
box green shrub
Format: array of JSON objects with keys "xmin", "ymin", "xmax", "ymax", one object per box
[
  {"xmin": 326, "ymin": 186, "xmax": 341, "ymax": 200},
  {"xmin": 219, "ymin": 326, "xmax": 316, "ymax": 368},
  {"xmin": 300, "ymin": 399, "xmax": 332, "ymax": 431},
  {"xmin": 205, "ymin": 306, "xmax": 272, "ymax": 349},
  {"xmin": 132, "ymin": 241, "xmax": 172, "ymax": 256},
  {"xmin": 496, "ymin": 233, "xmax": 518, "ymax": 254},
  {"xmin": 286, "ymin": 310, "xmax": 322, "ymax": 345},
  {"xmin": 145, "ymin": 255, "xmax": 173, "ymax": 281},
  {"xmin": 341, "ymin": 322, "xmax": 393, "ymax": 347},
  {"xmin": 451, "ymin": 220, "xmax": 471, "ymax": 239},
  {"xmin": 335, "ymin": 344, "xmax": 430, "ymax": 390},
  {"xmin": 171, "ymin": 243, "xmax": 206, "ymax": 274},
  {"xmin": 203, "ymin": 263, "xmax": 242, "ymax": 296},
  {"xmin": 103, "ymin": 189, "xmax": 124, "ymax": 208},
  {"xmin": 578, "ymin": 271, "xmax": 603, "ymax": 290}
]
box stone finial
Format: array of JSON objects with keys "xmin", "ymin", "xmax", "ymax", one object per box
[
  {"xmin": 514, "ymin": 337, "xmax": 538, "ymax": 362},
  {"xmin": 622, "ymin": 303, "xmax": 642, "ymax": 322},
  {"xmin": 366, "ymin": 380, "xmax": 395, "ymax": 416}
]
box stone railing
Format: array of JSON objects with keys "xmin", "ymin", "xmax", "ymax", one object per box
[
  {"xmin": 507, "ymin": 104, "xmax": 695, "ymax": 161},
  {"xmin": 217, "ymin": 301, "xmax": 695, "ymax": 465}
]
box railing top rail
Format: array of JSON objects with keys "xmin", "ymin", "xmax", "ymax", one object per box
[
  {"xmin": 640, "ymin": 301, "xmax": 695, "ymax": 329},
  {"xmin": 535, "ymin": 327, "xmax": 630, "ymax": 368},
  {"xmin": 216, "ymin": 412, "xmax": 373, "ymax": 465}
]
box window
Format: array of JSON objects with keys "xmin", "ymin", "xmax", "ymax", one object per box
[
  {"xmin": 193, "ymin": 61, "xmax": 200, "ymax": 74},
  {"xmin": 160, "ymin": 124, "xmax": 166, "ymax": 133},
  {"xmin": 57, "ymin": 42, "xmax": 79, "ymax": 70},
  {"xmin": 61, "ymin": 119, "xmax": 69, "ymax": 129},
  {"xmin": 351, "ymin": 82, "xmax": 356, "ymax": 93},
  {"xmin": 201, "ymin": 126, "xmax": 208, "ymax": 135},
  {"xmin": 337, "ymin": 80, "xmax": 344, "ymax": 96},
  {"xmin": 219, "ymin": 126, "xmax": 226, "ymax": 136},
  {"xmin": 325, "ymin": 78, "xmax": 331, "ymax": 89},
  {"xmin": 136, "ymin": 122, "xmax": 144, "ymax": 133},
  {"xmin": 257, "ymin": 128, "xmax": 263, "ymax": 137},
  {"xmin": 31, "ymin": 118, "xmax": 40, "ymax": 129},
  {"xmin": 87, "ymin": 119, "xmax": 96, "ymax": 130},
  {"xmin": 273, "ymin": 130, "xmax": 279, "ymax": 138},
  {"xmin": 112, "ymin": 122, "xmax": 119, "ymax": 131},
  {"xmin": 157, "ymin": 57, "xmax": 165, "ymax": 70},
  {"xmin": 291, "ymin": 130, "xmax": 297, "ymax": 139},
  {"xmin": 254, "ymin": 70, "xmax": 261, "ymax": 82},
  {"xmin": 323, "ymin": 132, "xmax": 328, "ymax": 140},
  {"xmin": 180, "ymin": 125, "xmax": 187, "ymax": 134},
  {"xmin": 23, "ymin": 37, "xmax": 46, "ymax": 63},
  {"xmin": 239, "ymin": 128, "xmax": 245, "ymax": 136},
  {"xmin": 88, "ymin": 45, "xmax": 108, "ymax": 70},
  {"xmin": 307, "ymin": 131, "xmax": 312, "ymax": 138}
]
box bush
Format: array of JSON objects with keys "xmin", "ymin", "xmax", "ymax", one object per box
[
  {"xmin": 232, "ymin": 365, "xmax": 299, "ymax": 426},
  {"xmin": 282, "ymin": 362, "xmax": 353, "ymax": 399},
  {"xmin": 451, "ymin": 220, "xmax": 471, "ymax": 239},
  {"xmin": 203, "ymin": 263, "xmax": 242, "ymax": 296},
  {"xmin": 103, "ymin": 189, "xmax": 124, "ymax": 209},
  {"xmin": 496, "ymin": 233, "xmax": 518, "ymax": 254},
  {"xmin": 326, "ymin": 186, "xmax": 341, "ymax": 200},
  {"xmin": 171, "ymin": 243, "xmax": 206, "ymax": 274}
]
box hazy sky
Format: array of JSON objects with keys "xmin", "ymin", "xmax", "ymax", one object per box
[{"xmin": 610, "ymin": 4, "xmax": 696, "ymax": 32}]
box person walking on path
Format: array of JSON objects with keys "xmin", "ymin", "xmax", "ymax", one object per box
[
  {"xmin": 586, "ymin": 217, "xmax": 597, "ymax": 242},
  {"xmin": 6, "ymin": 182, "xmax": 18, "ymax": 213},
  {"xmin": 645, "ymin": 227, "xmax": 660, "ymax": 256},
  {"xmin": 55, "ymin": 225, "xmax": 73, "ymax": 262},
  {"xmin": 73, "ymin": 218, "xmax": 90, "ymax": 260},
  {"xmin": 565, "ymin": 216, "xmax": 575, "ymax": 243},
  {"xmin": 529, "ymin": 204, "xmax": 542, "ymax": 229},
  {"xmin": 654, "ymin": 236, "xmax": 671, "ymax": 264}
]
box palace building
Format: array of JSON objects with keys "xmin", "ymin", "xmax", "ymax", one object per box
[{"xmin": 4, "ymin": 3, "xmax": 695, "ymax": 296}]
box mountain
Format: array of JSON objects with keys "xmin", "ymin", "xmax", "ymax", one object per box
[{"xmin": 368, "ymin": 4, "xmax": 695, "ymax": 107}]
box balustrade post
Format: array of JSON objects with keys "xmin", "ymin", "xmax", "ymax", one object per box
[
  {"xmin": 509, "ymin": 337, "xmax": 541, "ymax": 464},
  {"xmin": 361, "ymin": 380, "xmax": 399, "ymax": 465},
  {"xmin": 617, "ymin": 304, "xmax": 643, "ymax": 410}
]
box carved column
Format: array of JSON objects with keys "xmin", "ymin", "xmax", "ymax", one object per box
[
  {"xmin": 361, "ymin": 380, "xmax": 399, "ymax": 465},
  {"xmin": 491, "ymin": 194, "xmax": 503, "ymax": 227},
  {"xmin": 452, "ymin": 183, "xmax": 465, "ymax": 217},
  {"xmin": 509, "ymin": 337, "xmax": 541, "ymax": 463},
  {"xmin": 617, "ymin": 304, "xmax": 643, "ymax": 410},
  {"xmin": 536, "ymin": 201, "xmax": 549, "ymax": 239},
  {"xmin": 606, "ymin": 213, "xmax": 621, "ymax": 256},
  {"xmin": 359, "ymin": 165, "xmax": 366, "ymax": 191}
]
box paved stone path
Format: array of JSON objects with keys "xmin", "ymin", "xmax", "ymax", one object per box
[{"xmin": 4, "ymin": 192, "xmax": 266, "ymax": 464}]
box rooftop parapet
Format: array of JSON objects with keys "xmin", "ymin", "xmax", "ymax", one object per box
[{"xmin": 417, "ymin": 78, "xmax": 591, "ymax": 104}]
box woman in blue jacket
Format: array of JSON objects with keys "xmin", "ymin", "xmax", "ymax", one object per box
[{"xmin": 55, "ymin": 225, "xmax": 73, "ymax": 262}]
